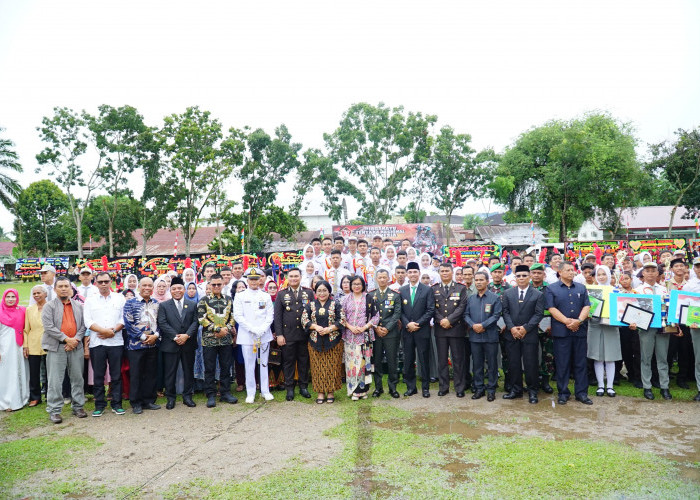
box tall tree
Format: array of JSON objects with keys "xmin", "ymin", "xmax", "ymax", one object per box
[
  {"xmin": 490, "ymin": 113, "xmax": 641, "ymax": 241},
  {"xmin": 428, "ymin": 126, "xmax": 495, "ymax": 246},
  {"xmin": 236, "ymin": 125, "xmax": 300, "ymax": 251},
  {"xmin": 646, "ymin": 128, "xmax": 700, "ymax": 236},
  {"xmin": 14, "ymin": 180, "xmax": 71, "ymax": 255},
  {"xmin": 85, "ymin": 195, "xmax": 144, "ymax": 255},
  {"xmin": 36, "ymin": 107, "xmax": 102, "ymax": 257},
  {"xmin": 0, "ymin": 127, "xmax": 23, "ymax": 210},
  {"xmin": 219, "ymin": 204, "xmax": 306, "ymax": 254},
  {"xmin": 138, "ymin": 127, "xmax": 168, "ymax": 258},
  {"xmin": 325, "ymin": 102, "xmax": 436, "ymax": 223},
  {"xmin": 159, "ymin": 107, "xmax": 240, "ymax": 256},
  {"xmin": 86, "ymin": 104, "xmax": 149, "ymax": 257}
]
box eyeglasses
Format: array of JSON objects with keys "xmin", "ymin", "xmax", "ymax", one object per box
[
  {"xmin": 515, "ymin": 274, "xmax": 529, "ymax": 278},
  {"xmin": 211, "ymin": 283, "xmax": 223, "ymax": 287},
  {"xmin": 97, "ymin": 280, "xmax": 111, "ymax": 284}
]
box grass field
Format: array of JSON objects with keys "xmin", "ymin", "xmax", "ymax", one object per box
[{"xmin": 0, "ymin": 280, "xmax": 37, "ymax": 305}]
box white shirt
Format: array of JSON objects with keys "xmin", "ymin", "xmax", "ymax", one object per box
[
  {"xmin": 324, "ymin": 266, "xmax": 351, "ymax": 294},
  {"xmin": 634, "ymin": 282, "xmax": 667, "ymax": 296},
  {"xmin": 77, "ymin": 284, "xmax": 99, "ymax": 300},
  {"xmin": 342, "ymin": 252, "xmax": 357, "ymax": 271},
  {"xmin": 83, "ymin": 292, "xmax": 126, "ymax": 347},
  {"xmin": 545, "ymin": 267, "xmax": 559, "ymax": 285},
  {"xmin": 516, "ymin": 285, "xmax": 530, "ymax": 299},
  {"xmin": 233, "ymin": 288, "xmax": 274, "ymax": 345}
]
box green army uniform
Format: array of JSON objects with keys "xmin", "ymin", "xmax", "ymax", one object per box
[
  {"xmin": 530, "ymin": 262, "xmax": 554, "ymax": 393},
  {"xmin": 488, "ymin": 263, "xmax": 512, "ymax": 390},
  {"xmin": 369, "ymin": 286, "xmax": 402, "ymax": 395}
]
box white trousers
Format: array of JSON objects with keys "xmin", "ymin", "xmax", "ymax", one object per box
[{"xmin": 241, "ymin": 343, "xmax": 270, "ymax": 397}]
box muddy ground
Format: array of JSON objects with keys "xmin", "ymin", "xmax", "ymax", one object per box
[{"xmin": 7, "ymin": 394, "xmax": 700, "ymax": 495}]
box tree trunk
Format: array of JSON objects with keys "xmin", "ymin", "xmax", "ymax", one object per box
[
  {"xmin": 668, "ymin": 204, "xmax": 678, "ymax": 238},
  {"xmin": 141, "ymin": 212, "xmax": 148, "ymax": 259},
  {"xmin": 185, "ymin": 233, "xmax": 190, "ymax": 257},
  {"xmin": 108, "ymin": 218, "xmax": 114, "ymax": 258},
  {"xmin": 445, "ymin": 208, "xmax": 454, "ymax": 247},
  {"xmin": 76, "ymin": 214, "xmax": 84, "ymax": 258},
  {"xmin": 42, "ymin": 214, "xmax": 49, "ymax": 255}
]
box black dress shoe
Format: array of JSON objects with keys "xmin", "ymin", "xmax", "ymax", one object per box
[
  {"xmin": 404, "ymin": 388, "xmax": 417, "ymax": 397},
  {"xmin": 206, "ymin": 396, "xmax": 216, "ymax": 408},
  {"xmin": 487, "ymin": 392, "xmax": 495, "ymax": 402},
  {"xmin": 220, "ymin": 393, "xmax": 238, "ymax": 404},
  {"xmin": 529, "ymin": 392, "xmax": 538, "ymax": 404},
  {"xmin": 677, "ymin": 380, "xmax": 689, "ymax": 389},
  {"xmin": 694, "ymin": 392, "xmax": 700, "ymax": 401},
  {"xmin": 557, "ymin": 395, "xmax": 567, "ymax": 405},
  {"xmin": 472, "ymin": 390, "xmax": 485, "ymax": 400},
  {"xmin": 502, "ymin": 391, "xmax": 523, "ymax": 400},
  {"xmin": 643, "ymin": 389, "xmax": 654, "ymax": 400},
  {"xmin": 144, "ymin": 403, "xmax": 161, "ymax": 410},
  {"xmin": 183, "ymin": 397, "xmax": 196, "ymax": 408},
  {"xmin": 372, "ymin": 389, "xmax": 384, "ymax": 398},
  {"xmin": 286, "ymin": 391, "xmax": 295, "ymax": 401},
  {"xmin": 422, "ymin": 389, "xmax": 430, "ymax": 398},
  {"xmin": 456, "ymin": 391, "xmax": 465, "ymax": 398},
  {"xmin": 575, "ymin": 395, "xmax": 593, "ymax": 405},
  {"xmin": 438, "ymin": 390, "xmax": 448, "ymax": 397},
  {"xmin": 390, "ymin": 390, "xmax": 400, "ymax": 399},
  {"xmin": 300, "ymin": 388, "xmax": 311, "ymax": 398},
  {"xmin": 166, "ymin": 399, "xmax": 175, "ymax": 410},
  {"xmin": 660, "ymin": 389, "xmax": 672, "ymax": 400},
  {"xmin": 132, "ymin": 405, "xmax": 143, "ymax": 414},
  {"xmin": 430, "ymin": 377, "xmax": 439, "ymax": 383}
]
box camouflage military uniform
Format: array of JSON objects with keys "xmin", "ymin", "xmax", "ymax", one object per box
[{"xmin": 533, "ymin": 281, "xmax": 554, "ymax": 377}]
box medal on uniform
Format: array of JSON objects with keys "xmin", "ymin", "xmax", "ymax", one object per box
[
  {"xmin": 286, "ymin": 306, "xmax": 291, "ymax": 311},
  {"xmin": 318, "ymin": 307, "xmax": 326, "ymax": 315}
]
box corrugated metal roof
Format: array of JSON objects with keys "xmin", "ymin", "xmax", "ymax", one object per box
[
  {"xmin": 475, "ymin": 223, "xmax": 548, "ymax": 246},
  {"xmin": 619, "ymin": 206, "xmax": 695, "ymax": 230}
]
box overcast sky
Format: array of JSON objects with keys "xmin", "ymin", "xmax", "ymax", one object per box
[{"xmin": 1, "ymin": 0, "xmax": 699, "ymax": 234}]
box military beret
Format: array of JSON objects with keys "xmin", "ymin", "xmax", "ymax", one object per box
[
  {"xmin": 529, "ymin": 263, "xmax": 544, "ymax": 271},
  {"xmin": 490, "ymin": 263, "xmax": 505, "ymax": 272}
]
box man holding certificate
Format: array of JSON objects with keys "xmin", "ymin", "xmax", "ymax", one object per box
[
  {"xmin": 634, "ymin": 262, "xmax": 672, "ymax": 401},
  {"xmin": 545, "ymin": 261, "xmax": 593, "ymax": 405}
]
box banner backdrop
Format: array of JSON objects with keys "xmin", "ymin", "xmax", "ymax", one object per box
[
  {"xmin": 75, "ymin": 257, "xmax": 139, "ymax": 275},
  {"xmin": 333, "ymin": 224, "xmax": 444, "ymax": 254},
  {"xmin": 267, "ymin": 251, "xmax": 304, "ymax": 271},
  {"xmin": 442, "ymin": 244, "xmax": 501, "ymax": 266},
  {"xmin": 570, "ymin": 239, "xmax": 686, "ymax": 256},
  {"xmin": 15, "ymin": 257, "xmax": 70, "ymax": 278}
]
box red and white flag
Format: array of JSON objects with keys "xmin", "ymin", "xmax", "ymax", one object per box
[{"xmin": 174, "ymin": 231, "xmax": 179, "ymax": 257}]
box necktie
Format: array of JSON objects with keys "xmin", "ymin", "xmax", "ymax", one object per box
[
  {"xmin": 519, "ymin": 290, "xmax": 524, "ymax": 302},
  {"xmin": 177, "ymin": 299, "xmax": 183, "ymax": 318},
  {"xmin": 411, "ymin": 286, "xmax": 416, "ymax": 305}
]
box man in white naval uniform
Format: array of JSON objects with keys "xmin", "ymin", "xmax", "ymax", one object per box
[{"xmin": 233, "ymin": 267, "xmax": 275, "ymax": 403}]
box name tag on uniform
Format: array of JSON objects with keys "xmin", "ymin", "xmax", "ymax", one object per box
[
  {"xmin": 258, "ymin": 301, "xmax": 265, "ymax": 310},
  {"xmin": 485, "ymin": 303, "xmax": 492, "ymax": 313}
]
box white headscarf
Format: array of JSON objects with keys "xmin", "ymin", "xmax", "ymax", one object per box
[
  {"xmin": 301, "ymin": 244, "xmax": 320, "ymax": 278},
  {"xmin": 418, "ymin": 252, "xmax": 439, "ymax": 284},
  {"xmin": 594, "ymin": 265, "xmax": 611, "ymax": 286},
  {"xmin": 124, "ymin": 273, "xmax": 139, "ymax": 291},
  {"xmin": 406, "ymin": 247, "xmax": 418, "ymax": 263},
  {"xmin": 639, "ymin": 251, "xmax": 653, "ymax": 264},
  {"xmin": 182, "ymin": 268, "xmax": 197, "ymax": 284},
  {"xmin": 300, "ymin": 259, "xmax": 318, "ymax": 288}
]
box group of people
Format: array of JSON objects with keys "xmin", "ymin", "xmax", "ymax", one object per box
[{"xmin": 1, "ymin": 237, "xmax": 699, "ymax": 422}]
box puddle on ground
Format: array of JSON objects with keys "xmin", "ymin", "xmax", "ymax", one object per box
[{"xmin": 375, "ymin": 397, "xmax": 700, "ymax": 474}]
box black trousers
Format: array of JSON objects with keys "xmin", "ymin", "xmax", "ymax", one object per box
[
  {"xmin": 670, "ymin": 326, "xmax": 695, "ymax": 383},
  {"xmin": 505, "ymin": 338, "xmax": 539, "ymax": 393},
  {"xmin": 471, "ymin": 341, "xmax": 498, "ymax": 392},
  {"xmin": 163, "ymin": 349, "xmax": 195, "ymax": 399},
  {"xmin": 402, "ymin": 329, "xmax": 431, "ymax": 391},
  {"xmin": 281, "ymin": 341, "xmax": 310, "ymax": 390},
  {"xmin": 553, "ymin": 336, "xmax": 588, "ymax": 398},
  {"xmin": 128, "ymin": 348, "xmax": 158, "ymax": 406},
  {"xmin": 203, "ymin": 345, "xmax": 233, "ymax": 397},
  {"xmin": 619, "ymin": 326, "xmax": 641, "ymax": 383},
  {"xmin": 28, "ymin": 354, "xmax": 45, "ymax": 402},
  {"xmin": 91, "ymin": 345, "xmax": 123, "ymax": 410},
  {"xmin": 373, "ymin": 335, "xmax": 400, "ymax": 392},
  {"xmin": 436, "ymin": 336, "xmax": 467, "ymax": 393}
]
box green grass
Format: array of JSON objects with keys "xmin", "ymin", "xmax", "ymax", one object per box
[
  {"xmin": 0, "ymin": 435, "xmax": 100, "ymax": 497},
  {"xmin": 0, "ymin": 280, "xmax": 38, "ymax": 306}
]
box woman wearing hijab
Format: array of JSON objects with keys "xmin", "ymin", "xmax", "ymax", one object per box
[
  {"xmin": 587, "ymin": 265, "xmax": 622, "ymax": 397},
  {"xmin": 24, "ymin": 285, "xmax": 47, "ymax": 406},
  {"xmin": 0, "ymin": 289, "xmax": 29, "ymax": 411},
  {"xmin": 182, "ymin": 268, "xmax": 197, "ymax": 285},
  {"xmin": 383, "ymin": 245, "xmax": 398, "ymax": 273},
  {"xmin": 302, "ymin": 280, "xmax": 344, "ymax": 403},
  {"xmin": 418, "ymin": 252, "xmax": 439, "ymax": 284},
  {"xmin": 406, "ymin": 247, "xmax": 418, "ymax": 263},
  {"xmin": 340, "ymin": 276, "xmax": 380, "ymax": 400},
  {"xmin": 152, "ymin": 277, "xmax": 171, "ymax": 302},
  {"xmin": 300, "ymin": 260, "xmax": 318, "ymax": 289},
  {"xmin": 265, "ymin": 281, "xmax": 284, "ymax": 390},
  {"xmin": 124, "ymin": 274, "xmax": 139, "ymax": 295}
]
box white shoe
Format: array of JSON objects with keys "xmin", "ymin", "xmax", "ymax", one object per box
[
  {"xmin": 262, "ymin": 392, "xmax": 274, "ymax": 401},
  {"xmin": 245, "ymin": 395, "xmax": 255, "ymax": 404}
]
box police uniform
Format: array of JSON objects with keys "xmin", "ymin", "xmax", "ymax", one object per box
[
  {"xmin": 233, "ymin": 268, "xmax": 274, "ymax": 402},
  {"xmin": 274, "ymin": 283, "xmax": 313, "ymax": 399},
  {"xmin": 369, "ymin": 286, "xmax": 402, "ymax": 396},
  {"xmin": 432, "ymin": 280, "xmax": 470, "ymax": 395}
]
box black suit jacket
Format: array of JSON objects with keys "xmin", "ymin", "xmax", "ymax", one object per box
[
  {"xmin": 274, "ymin": 287, "xmax": 313, "ymax": 342},
  {"xmin": 157, "ymin": 298, "xmax": 199, "ymax": 353},
  {"xmin": 432, "ymin": 282, "xmax": 469, "ymax": 338},
  {"xmin": 501, "ymin": 286, "xmax": 545, "ymax": 344},
  {"xmin": 399, "ymin": 283, "xmax": 435, "ymax": 336}
]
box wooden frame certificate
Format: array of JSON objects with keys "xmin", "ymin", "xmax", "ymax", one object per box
[{"xmin": 621, "ymin": 304, "xmax": 654, "ymax": 331}]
